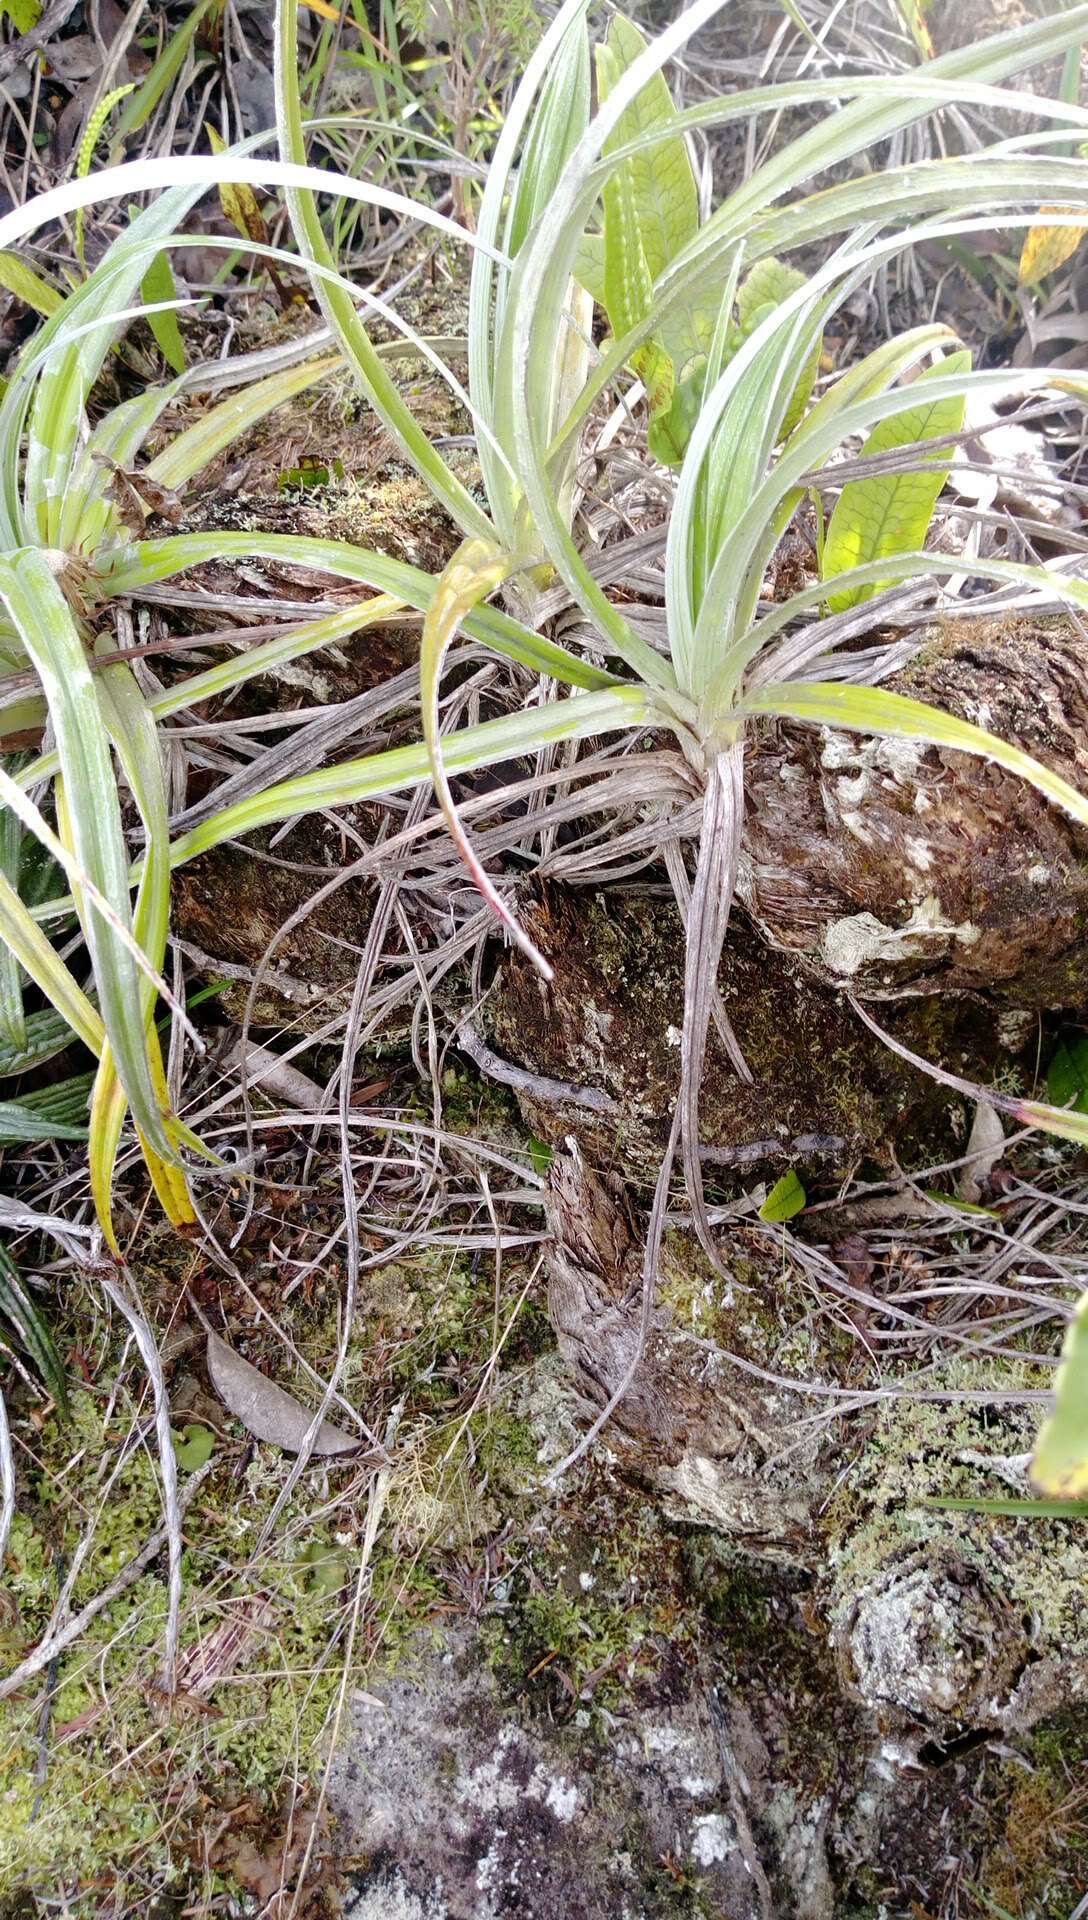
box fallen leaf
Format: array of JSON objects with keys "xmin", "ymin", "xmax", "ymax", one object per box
[
  {"xmin": 206, "ymin": 1332, "xmax": 358, "ymax": 1456},
  {"xmin": 957, "ymin": 1098, "xmax": 1006, "ymax": 1205},
  {"xmin": 1019, "ymin": 209, "xmax": 1085, "ymax": 287}
]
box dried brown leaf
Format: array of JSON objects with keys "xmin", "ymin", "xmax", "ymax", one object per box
[{"xmin": 206, "ymin": 1332, "xmax": 358, "ymax": 1456}]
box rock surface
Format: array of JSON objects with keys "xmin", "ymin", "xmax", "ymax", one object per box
[{"xmin": 742, "ymin": 615, "xmax": 1088, "ymax": 1003}]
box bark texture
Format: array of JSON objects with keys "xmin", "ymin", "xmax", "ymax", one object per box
[{"xmin": 743, "ymin": 615, "xmax": 1088, "ymax": 1003}]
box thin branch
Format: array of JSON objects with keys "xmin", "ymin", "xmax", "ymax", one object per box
[{"xmin": 99, "ymin": 1273, "xmax": 184, "ymax": 1694}]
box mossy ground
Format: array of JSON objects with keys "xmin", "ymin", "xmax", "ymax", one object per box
[{"xmin": 0, "ymin": 1209, "xmax": 550, "ymax": 1913}]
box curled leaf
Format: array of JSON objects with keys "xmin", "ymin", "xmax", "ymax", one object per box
[
  {"xmin": 172, "ymin": 1422, "xmax": 215, "ymax": 1469},
  {"xmin": 206, "ymin": 1331, "xmax": 358, "ymax": 1456}
]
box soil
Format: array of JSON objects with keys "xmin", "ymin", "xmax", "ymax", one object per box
[{"xmin": 3, "ymin": 5, "xmax": 1088, "ymax": 1912}]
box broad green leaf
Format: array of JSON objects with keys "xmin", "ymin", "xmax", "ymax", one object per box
[
  {"xmin": 598, "ymin": 40, "xmax": 656, "ymax": 346},
  {"xmin": 822, "ymin": 348, "xmax": 971, "ymax": 610},
  {"xmin": 1032, "ymin": 1290, "xmax": 1088, "ymax": 1497},
  {"xmin": 597, "ymin": 16, "xmax": 699, "ymax": 288},
  {"xmin": 573, "ymin": 232, "xmax": 605, "ymax": 305},
  {"xmin": 0, "ymin": 0, "xmax": 40, "ymax": 32},
  {"xmin": 648, "ymin": 361, "xmax": 706, "ymax": 466},
  {"xmin": 1047, "ymin": 1033, "xmax": 1088, "ymax": 1115},
  {"xmin": 596, "ymin": 18, "xmax": 702, "ymax": 460},
  {"xmin": 760, "ymin": 1168, "xmax": 806, "ymax": 1222},
  {"xmin": 139, "ymin": 251, "xmax": 187, "ymax": 374},
  {"xmin": 298, "ymin": 1539, "xmax": 350, "ymax": 1595}
]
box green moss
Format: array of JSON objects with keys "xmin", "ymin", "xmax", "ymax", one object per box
[
  {"xmin": 0, "ymin": 1373, "xmax": 460, "ymax": 1904},
  {"xmin": 481, "ymin": 1480, "xmax": 694, "ymax": 1716},
  {"xmin": 977, "ymin": 1725, "xmax": 1088, "ymax": 1919}
]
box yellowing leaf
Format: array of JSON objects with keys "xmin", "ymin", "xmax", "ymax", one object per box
[
  {"xmin": 1032, "ymin": 1291, "xmax": 1088, "ymax": 1497},
  {"xmin": 822, "ymin": 348, "xmax": 970, "ymax": 611},
  {"xmin": 897, "ymin": 0, "xmax": 934, "ymax": 60},
  {"xmin": 1019, "ymin": 209, "xmax": 1086, "ymax": 287},
  {"xmin": 207, "ymin": 124, "xmax": 268, "ymax": 246}
]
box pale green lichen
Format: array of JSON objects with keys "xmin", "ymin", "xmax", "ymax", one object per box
[{"xmin": 826, "ymin": 1358, "xmax": 1088, "ymax": 1661}]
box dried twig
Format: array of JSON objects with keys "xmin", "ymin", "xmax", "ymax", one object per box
[
  {"xmin": 0, "ymin": 0, "xmax": 80, "ymax": 80},
  {"xmin": 457, "ymin": 1018, "xmax": 619, "ymax": 1115}
]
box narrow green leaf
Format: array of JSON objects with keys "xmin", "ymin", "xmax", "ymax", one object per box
[
  {"xmin": 420, "ymin": 538, "xmax": 548, "ymax": 973},
  {"xmin": 1032, "ymin": 1290, "xmax": 1088, "ymax": 1497},
  {"xmin": 0, "ymin": 779, "xmax": 23, "ymax": 1050},
  {"xmin": 0, "ymin": 870, "xmax": 104, "ymax": 1058},
  {"xmin": 112, "ymin": 0, "xmax": 217, "ymax": 144},
  {"xmin": 925, "ymin": 1494, "xmax": 1088, "ymax": 1517},
  {"xmin": 822, "ymin": 349, "xmax": 971, "ymax": 610},
  {"xmin": 100, "ymin": 531, "xmax": 618, "ymax": 692},
  {"xmin": 759, "ymin": 1168, "xmax": 806, "ymax": 1222},
  {"xmin": 146, "ymin": 355, "xmax": 337, "ymax": 489},
  {"xmin": 273, "ymin": 0, "xmax": 495, "ymax": 545},
  {"xmin": 139, "ymin": 251, "xmax": 187, "ymax": 374},
  {"xmin": 743, "ymin": 679, "xmax": 1088, "ymax": 833},
  {"xmin": 0, "ymin": 553, "xmax": 174, "ymax": 1160},
  {"xmin": 168, "ymin": 687, "xmax": 655, "ymax": 871},
  {"xmin": 0, "ymin": 253, "xmax": 60, "ymax": 317},
  {"xmin": 0, "ymin": 1089, "xmax": 90, "ymax": 1145},
  {"xmin": 0, "ymin": 1003, "xmax": 76, "ymax": 1077},
  {"xmin": 0, "ymin": 1243, "xmax": 68, "ymax": 1412}
]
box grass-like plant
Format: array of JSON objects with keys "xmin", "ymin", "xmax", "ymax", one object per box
[{"xmin": 5, "ymin": 0, "xmax": 1088, "ymax": 1271}]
